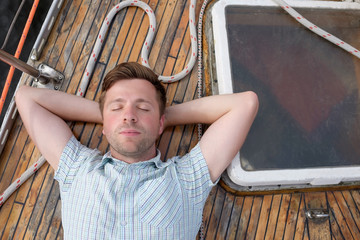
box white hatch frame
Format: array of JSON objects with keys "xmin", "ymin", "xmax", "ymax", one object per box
[{"xmin": 212, "ymin": 0, "xmax": 360, "ymax": 187}]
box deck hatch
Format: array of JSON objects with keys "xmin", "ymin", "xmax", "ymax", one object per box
[{"xmin": 211, "ymin": 0, "xmax": 360, "ymax": 186}]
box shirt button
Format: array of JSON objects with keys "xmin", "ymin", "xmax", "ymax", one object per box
[{"xmin": 121, "ymin": 220, "xmax": 127, "ymax": 226}]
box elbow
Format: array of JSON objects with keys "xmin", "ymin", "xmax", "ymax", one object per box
[
  {"xmin": 243, "ymin": 91, "xmax": 259, "ymax": 116},
  {"xmin": 15, "ymin": 85, "xmax": 27, "ymax": 106},
  {"xmin": 15, "ymin": 85, "xmax": 31, "ymax": 107},
  {"xmin": 15, "ymin": 86, "xmax": 36, "ymax": 113}
]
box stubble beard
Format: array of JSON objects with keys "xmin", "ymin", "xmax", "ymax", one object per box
[{"xmin": 108, "ymin": 124, "xmax": 158, "ymax": 160}]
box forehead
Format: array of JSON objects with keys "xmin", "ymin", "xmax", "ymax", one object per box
[{"xmin": 104, "ymin": 79, "xmax": 158, "ymax": 104}]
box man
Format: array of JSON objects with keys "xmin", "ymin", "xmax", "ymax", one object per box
[{"xmin": 15, "ymin": 62, "xmax": 258, "ymax": 239}]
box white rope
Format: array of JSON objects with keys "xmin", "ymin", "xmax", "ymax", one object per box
[
  {"xmin": 197, "ymin": 0, "xmax": 209, "ymax": 140},
  {"xmin": 77, "ymin": 0, "xmax": 199, "ymax": 98},
  {"xmin": 197, "ymin": 1, "xmax": 209, "ymax": 239},
  {"xmin": 0, "ymin": 156, "xmax": 46, "ymax": 206},
  {"xmin": 273, "ymin": 0, "xmax": 360, "ymax": 59}
]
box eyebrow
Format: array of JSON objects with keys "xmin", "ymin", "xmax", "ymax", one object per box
[{"xmin": 108, "ymin": 98, "xmax": 153, "ymax": 105}]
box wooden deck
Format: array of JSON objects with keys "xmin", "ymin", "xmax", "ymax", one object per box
[{"xmin": 0, "ymin": 0, "xmax": 360, "ymax": 239}]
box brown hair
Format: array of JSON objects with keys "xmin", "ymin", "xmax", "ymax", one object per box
[{"xmin": 99, "ymin": 62, "xmax": 166, "ymax": 116}]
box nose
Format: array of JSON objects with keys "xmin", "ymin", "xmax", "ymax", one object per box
[{"xmin": 123, "ymin": 106, "xmax": 137, "ymax": 123}]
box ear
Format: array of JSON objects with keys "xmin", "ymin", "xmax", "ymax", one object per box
[{"xmin": 158, "ymin": 114, "xmax": 165, "ymax": 135}]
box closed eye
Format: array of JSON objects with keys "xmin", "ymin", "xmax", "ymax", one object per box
[
  {"xmin": 111, "ymin": 105, "xmax": 123, "ymax": 111},
  {"xmin": 137, "ymin": 103, "xmax": 152, "ymax": 111},
  {"xmin": 138, "ymin": 106, "xmax": 150, "ymax": 111}
]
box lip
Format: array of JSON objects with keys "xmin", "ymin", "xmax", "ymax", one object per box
[{"xmin": 120, "ymin": 129, "xmax": 141, "ymax": 136}]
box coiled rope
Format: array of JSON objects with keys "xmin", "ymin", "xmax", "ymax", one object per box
[{"xmin": 77, "ymin": 0, "xmax": 199, "ymax": 98}]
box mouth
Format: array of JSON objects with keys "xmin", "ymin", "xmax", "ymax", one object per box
[{"xmin": 120, "ymin": 129, "xmax": 141, "ymax": 137}]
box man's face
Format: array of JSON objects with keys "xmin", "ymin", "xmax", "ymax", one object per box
[{"xmin": 102, "ymin": 79, "xmax": 165, "ymax": 162}]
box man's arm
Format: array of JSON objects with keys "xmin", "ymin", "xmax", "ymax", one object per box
[
  {"xmin": 15, "ymin": 86, "xmax": 102, "ymax": 170},
  {"xmin": 164, "ymin": 92, "xmax": 258, "ymax": 182}
]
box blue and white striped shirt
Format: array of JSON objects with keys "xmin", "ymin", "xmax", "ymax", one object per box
[{"xmin": 54, "ymin": 136, "xmax": 216, "ymax": 239}]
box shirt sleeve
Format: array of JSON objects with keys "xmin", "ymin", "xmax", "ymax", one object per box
[
  {"xmin": 174, "ymin": 143, "xmax": 219, "ymax": 209},
  {"xmin": 54, "ymin": 135, "xmax": 101, "ymax": 193}
]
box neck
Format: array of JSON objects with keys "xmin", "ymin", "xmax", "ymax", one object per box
[{"xmin": 109, "ymin": 147, "xmax": 157, "ymax": 164}]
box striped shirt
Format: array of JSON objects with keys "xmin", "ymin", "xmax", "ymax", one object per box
[{"xmin": 54, "ymin": 136, "xmax": 216, "ymax": 239}]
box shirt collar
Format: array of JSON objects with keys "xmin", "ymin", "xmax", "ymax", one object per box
[{"xmin": 97, "ymin": 149, "xmax": 170, "ymax": 169}]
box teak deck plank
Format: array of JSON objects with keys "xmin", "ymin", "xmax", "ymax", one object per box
[
  {"xmin": 226, "ymin": 196, "xmax": 245, "ymax": 240},
  {"xmin": 56, "ymin": 0, "xmax": 92, "ymax": 73},
  {"xmin": 115, "ymin": 7, "xmax": 143, "ymax": 63},
  {"xmin": 215, "ymin": 192, "xmax": 235, "ymax": 239},
  {"xmin": 201, "ymin": 185, "xmax": 218, "ymax": 238},
  {"xmin": 14, "ymin": 144, "xmax": 39, "ymax": 204},
  {"xmin": 333, "ymin": 191, "xmax": 360, "ymax": 239},
  {"xmin": 329, "ymin": 208, "xmax": 344, "ymax": 240},
  {"xmin": 0, "ymin": 118, "xmax": 22, "ymax": 180},
  {"xmin": 294, "ymin": 195, "xmax": 308, "ymax": 240},
  {"xmin": 0, "ymin": 129, "xmax": 30, "ymax": 236},
  {"xmin": 274, "ymin": 194, "xmax": 291, "ymax": 239},
  {"xmin": 129, "ymin": 5, "xmax": 153, "ymax": 62},
  {"xmin": 343, "ymin": 191, "xmax": 360, "ymax": 230},
  {"xmin": 327, "ymin": 191, "xmax": 355, "ymax": 239},
  {"xmin": 264, "ymin": 194, "xmax": 282, "ymax": 239},
  {"xmin": 47, "ymin": 0, "xmax": 84, "ymax": 68},
  {"xmin": 255, "ymin": 195, "xmax": 272, "ymax": 240},
  {"xmin": 66, "ymin": 3, "xmax": 113, "ymax": 95},
  {"xmin": 34, "ymin": 182, "xmax": 60, "ymax": 240},
  {"xmin": 283, "ymin": 193, "xmax": 302, "ymax": 239},
  {"xmin": 11, "ymin": 161, "xmax": 48, "ymax": 239},
  {"xmin": 150, "ymin": 0, "xmax": 179, "ymax": 73},
  {"xmin": 44, "ymin": 199, "xmax": 62, "ymax": 240},
  {"xmin": 305, "ymin": 192, "xmax": 332, "ymax": 240},
  {"xmin": 0, "ymin": 125, "xmax": 29, "ymax": 192},
  {"xmin": 236, "ymin": 196, "xmax": 254, "ymax": 239},
  {"xmin": 169, "ymin": 0, "xmax": 190, "ymax": 58},
  {"xmin": 2, "ymin": 202, "xmax": 22, "ymax": 239},
  {"xmin": 23, "ymin": 167, "xmax": 56, "ymax": 239},
  {"xmin": 205, "ymin": 186, "xmax": 226, "ymax": 239},
  {"xmin": 246, "ymin": 196, "xmax": 263, "ymax": 239},
  {"xmin": 1, "ymin": 0, "xmax": 360, "ymax": 239},
  {"xmin": 64, "ymin": 1, "xmax": 112, "ymax": 88}
]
